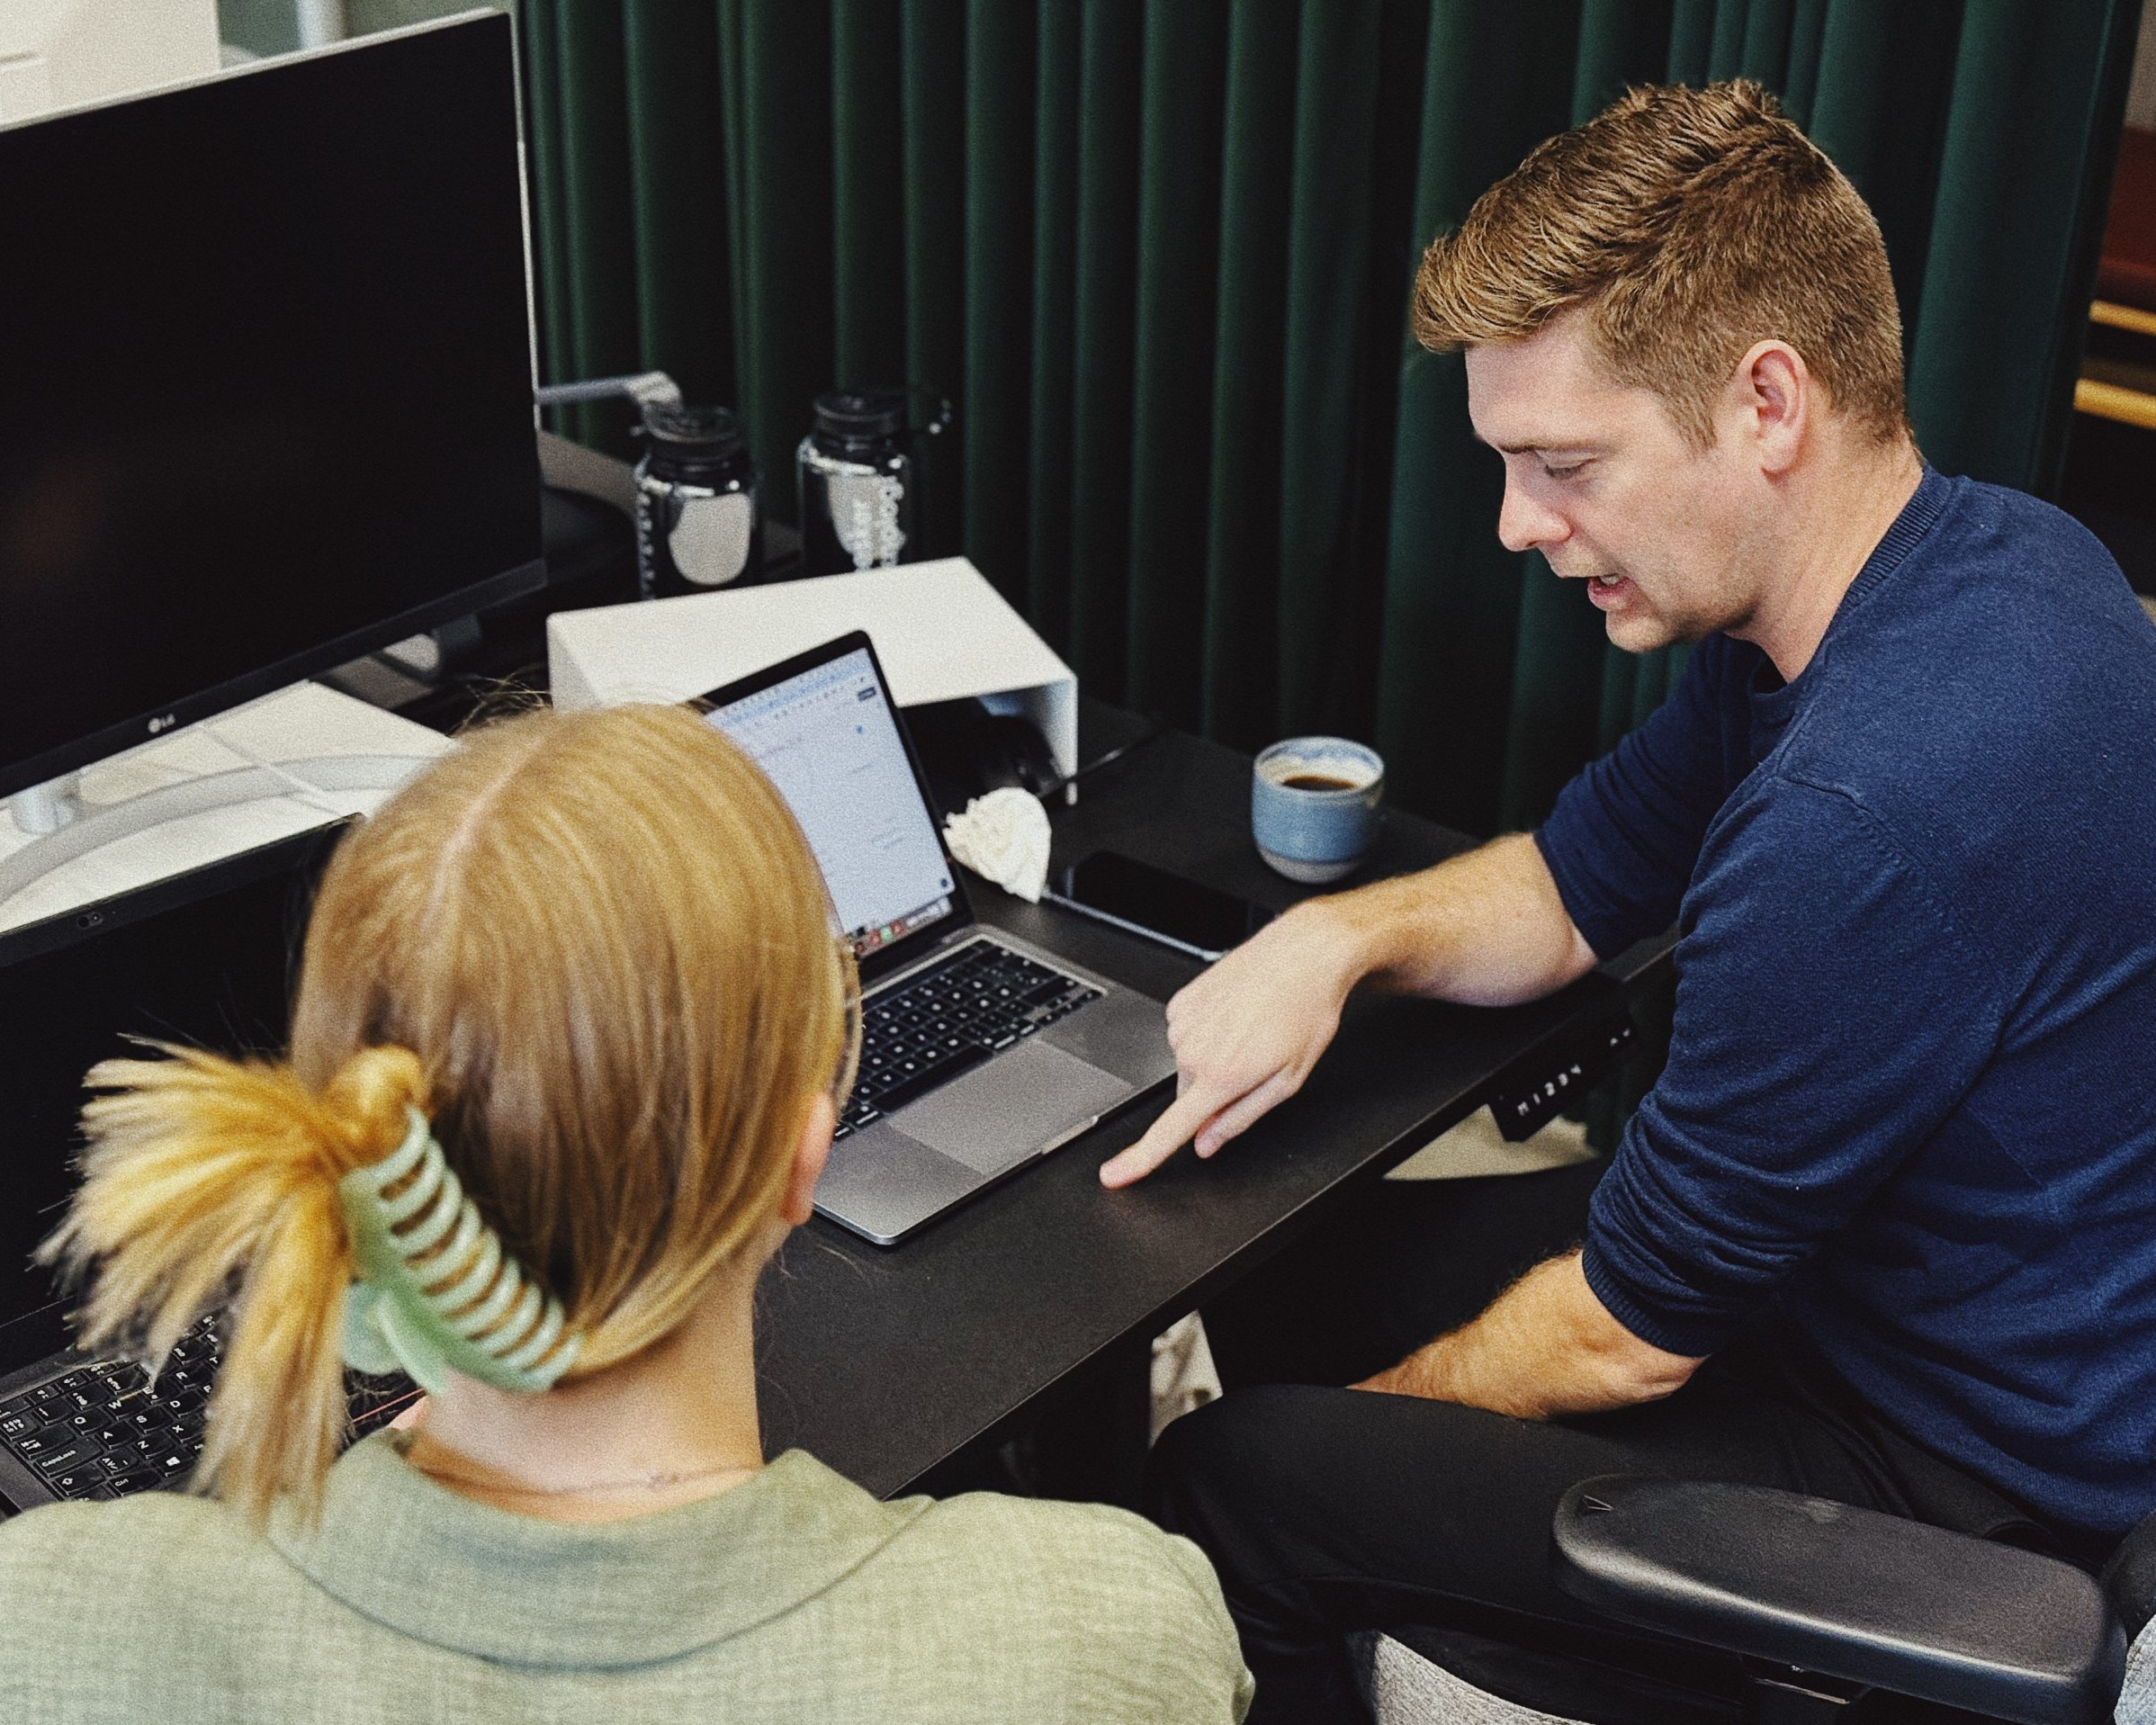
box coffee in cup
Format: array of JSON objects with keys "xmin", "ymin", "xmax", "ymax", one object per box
[{"xmin": 1251, "ymin": 737, "xmax": 1385, "ymax": 883}]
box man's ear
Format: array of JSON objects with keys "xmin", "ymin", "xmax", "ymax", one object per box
[
  {"xmin": 782, "ymin": 1092, "xmax": 835, "ymax": 1226},
  {"xmin": 1737, "ymin": 338, "xmax": 1808, "ymax": 476}
]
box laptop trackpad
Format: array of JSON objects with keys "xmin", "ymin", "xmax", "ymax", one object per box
[{"xmin": 892, "ymin": 1038, "xmax": 1133, "ymax": 1176}]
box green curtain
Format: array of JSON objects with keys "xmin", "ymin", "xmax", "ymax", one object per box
[{"xmin": 520, "ymin": 0, "xmax": 2140, "ymax": 838}]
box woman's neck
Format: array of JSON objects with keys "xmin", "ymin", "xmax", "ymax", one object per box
[{"xmin": 400, "ymin": 1255, "xmax": 768, "ymax": 1524}]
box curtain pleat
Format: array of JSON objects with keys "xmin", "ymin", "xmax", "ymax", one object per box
[
  {"xmin": 1665, "ymin": 0, "xmax": 1716, "ymax": 84},
  {"xmin": 830, "ymin": 1, "xmax": 906, "ymax": 391},
  {"xmin": 1123, "ymin": 3, "xmax": 1227, "ymax": 730},
  {"xmin": 1198, "ymin": 0, "xmax": 1297, "ymax": 745},
  {"xmin": 527, "ymin": 0, "xmax": 639, "ymax": 451},
  {"xmin": 1379, "ymin": 1, "xmax": 1577, "ymax": 831},
  {"xmin": 520, "ymin": 0, "xmax": 575, "ymax": 427},
  {"xmin": 902, "ymin": 0, "xmax": 967, "ymax": 560},
  {"xmin": 723, "ymin": 0, "xmax": 833, "ymax": 510},
  {"xmin": 1024, "ymin": 1, "xmax": 1082, "ymax": 641},
  {"xmin": 520, "ymin": 0, "xmax": 2140, "ymax": 835},
  {"xmin": 1063, "ymin": 0, "xmax": 1144, "ymax": 698},
  {"xmin": 1910, "ymin": 0, "xmax": 2142, "ymax": 490},
  {"xmin": 961, "ymin": 1, "xmax": 1035, "ymax": 602},
  {"xmin": 1273, "ymin": 2, "xmax": 1383, "ymax": 738},
  {"xmin": 622, "ymin": 0, "xmax": 730, "ymax": 417}
]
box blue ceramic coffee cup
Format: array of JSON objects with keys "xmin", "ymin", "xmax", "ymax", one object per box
[{"xmin": 1252, "ymin": 737, "xmax": 1385, "ymax": 883}]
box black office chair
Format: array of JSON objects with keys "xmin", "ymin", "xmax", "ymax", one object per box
[{"xmin": 1366, "ymin": 1478, "xmax": 2155, "ymax": 1723}]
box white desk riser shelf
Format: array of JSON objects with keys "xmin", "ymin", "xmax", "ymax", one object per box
[{"xmin": 546, "ymin": 557, "xmax": 1081, "ymax": 779}]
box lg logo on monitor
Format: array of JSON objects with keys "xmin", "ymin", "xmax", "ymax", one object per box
[{"xmin": 146, "ymin": 714, "xmax": 176, "ymax": 736}]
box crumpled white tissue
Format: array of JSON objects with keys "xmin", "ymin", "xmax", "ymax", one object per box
[{"xmin": 942, "ymin": 786, "xmax": 1052, "ymax": 903}]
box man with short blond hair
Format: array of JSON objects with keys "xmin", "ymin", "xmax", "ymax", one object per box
[{"xmin": 1127, "ymin": 81, "xmax": 2156, "ymax": 1721}]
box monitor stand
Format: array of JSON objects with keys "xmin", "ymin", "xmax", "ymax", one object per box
[
  {"xmin": 8, "ymin": 777, "xmax": 83, "ymax": 836},
  {"xmin": 0, "ymin": 685, "xmax": 451, "ymax": 930}
]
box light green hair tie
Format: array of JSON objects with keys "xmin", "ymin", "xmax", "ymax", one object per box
[{"xmin": 338, "ymin": 1107, "xmax": 582, "ymax": 1395}]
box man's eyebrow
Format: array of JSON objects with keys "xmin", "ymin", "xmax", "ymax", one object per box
[{"xmin": 1486, "ymin": 437, "xmax": 1595, "ymax": 456}]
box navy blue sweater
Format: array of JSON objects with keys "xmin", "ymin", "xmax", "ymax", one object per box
[{"xmin": 1537, "ymin": 469, "xmax": 2156, "ymax": 1541}]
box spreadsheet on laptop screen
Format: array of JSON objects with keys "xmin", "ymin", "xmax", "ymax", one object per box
[{"xmin": 708, "ymin": 648, "xmax": 954, "ymax": 959}]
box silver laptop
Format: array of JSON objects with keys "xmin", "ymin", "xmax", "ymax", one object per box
[{"xmin": 701, "ymin": 633, "xmax": 1176, "ymax": 1244}]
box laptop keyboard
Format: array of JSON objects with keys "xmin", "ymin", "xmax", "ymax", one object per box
[
  {"xmin": 837, "ymin": 939, "xmax": 1102, "ymax": 1139},
  {"xmin": 0, "ymin": 1314, "xmax": 418, "ymax": 1505}
]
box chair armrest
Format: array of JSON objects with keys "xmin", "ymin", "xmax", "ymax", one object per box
[
  {"xmin": 1550, "ymin": 1477, "xmax": 2124, "ymax": 1725},
  {"xmin": 2103, "ymin": 1505, "xmax": 2156, "ymax": 1641}
]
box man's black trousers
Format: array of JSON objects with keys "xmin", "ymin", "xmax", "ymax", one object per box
[{"xmin": 1147, "ymin": 1157, "xmax": 2071, "ymax": 1724}]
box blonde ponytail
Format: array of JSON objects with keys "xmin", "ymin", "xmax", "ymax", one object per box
[{"xmin": 39, "ymin": 1043, "xmax": 426, "ymax": 1526}]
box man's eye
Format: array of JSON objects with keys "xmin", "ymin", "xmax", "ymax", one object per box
[{"xmin": 1541, "ymin": 461, "xmax": 1586, "ymax": 481}]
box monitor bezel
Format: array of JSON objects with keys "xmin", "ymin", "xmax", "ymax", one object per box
[{"xmin": 0, "ymin": 557, "xmax": 544, "ymax": 803}]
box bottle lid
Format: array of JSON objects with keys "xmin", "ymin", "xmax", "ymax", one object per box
[
  {"xmin": 812, "ymin": 389, "xmax": 907, "ymax": 445},
  {"xmin": 641, "ymin": 402, "xmax": 747, "ymax": 461}
]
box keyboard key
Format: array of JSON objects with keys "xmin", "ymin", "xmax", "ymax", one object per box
[
  {"xmin": 49, "ymin": 1466, "xmax": 105, "ymax": 1496},
  {"xmin": 0, "ymin": 1411, "xmax": 42, "ymax": 1441},
  {"xmin": 33, "ymin": 1442, "xmax": 98, "ymax": 1474},
  {"xmin": 871, "ymin": 1044, "xmax": 993, "ymax": 1116}
]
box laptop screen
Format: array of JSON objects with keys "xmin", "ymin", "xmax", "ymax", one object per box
[
  {"xmin": 0, "ymin": 829, "xmax": 336, "ymax": 1362},
  {"xmin": 705, "ymin": 645, "xmax": 956, "ymax": 962}
]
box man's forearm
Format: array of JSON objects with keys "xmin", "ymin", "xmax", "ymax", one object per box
[
  {"xmin": 1310, "ymin": 831, "xmax": 1598, "ymax": 1008},
  {"xmin": 1363, "ymin": 1251, "xmax": 1702, "ymax": 1419}
]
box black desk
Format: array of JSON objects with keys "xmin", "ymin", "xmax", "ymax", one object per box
[{"xmin": 756, "ymin": 701, "xmax": 1672, "ymax": 1499}]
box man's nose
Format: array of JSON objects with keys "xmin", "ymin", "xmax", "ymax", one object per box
[{"xmin": 1496, "ymin": 475, "xmax": 1569, "ymax": 556}]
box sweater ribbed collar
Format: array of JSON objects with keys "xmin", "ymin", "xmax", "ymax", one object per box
[{"xmin": 266, "ymin": 1435, "xmax": 922, "ymax": 1668}]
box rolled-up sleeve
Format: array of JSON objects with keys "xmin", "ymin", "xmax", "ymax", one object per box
[
  {"xmin": 1581, "ymin": 777, "xmax": 2003, "ymax": 1357},
  {"xmin": 1535, "ymin": 638, "xmax": 1747, "ymax": 961}
]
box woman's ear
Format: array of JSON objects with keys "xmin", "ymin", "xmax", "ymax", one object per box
[{"xmin": 781, "ymin": 1092, "xmax": 835, "ymax": 1226}]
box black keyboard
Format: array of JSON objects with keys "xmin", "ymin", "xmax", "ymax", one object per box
[
  {"xmin": 837, "ymin": 939, "xmax": 1103, "ymax": 1138},
  {"xmin": 0, "ymin": 1315, "xmax": 418, "ymax": 1505}
]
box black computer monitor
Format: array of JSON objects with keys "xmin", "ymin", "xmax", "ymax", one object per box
[{"xmin": 0, "ymin": 13, "xmax": 544, "ymax": 802}]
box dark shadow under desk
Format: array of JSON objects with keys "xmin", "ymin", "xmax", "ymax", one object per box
[{"xmin": 753, "ymin": 700, "xmax": 1673, "ymax": 1500}]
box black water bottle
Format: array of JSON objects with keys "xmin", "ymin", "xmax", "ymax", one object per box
[
  {"xmin": 795, "ymin": 389, "xmax": 918, "ymax": 576},
  {"xmin": 634, "ymin": 404, "xmax": 761, "ymax": 597}
]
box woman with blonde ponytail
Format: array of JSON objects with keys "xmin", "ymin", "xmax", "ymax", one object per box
[{"xmin": 0, "ymin": 704, "xmax": 1251, "ymax": 1724}]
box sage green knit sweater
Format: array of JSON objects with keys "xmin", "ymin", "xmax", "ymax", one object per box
[{"xmin": 0, "ymin": 1435, "xmax": 1253, "ymax": 1722}]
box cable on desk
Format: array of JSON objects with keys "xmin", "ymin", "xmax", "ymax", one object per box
[{"xmin": 1037, "ymin": 721, "xmax": 1169, "ymax": 804}]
